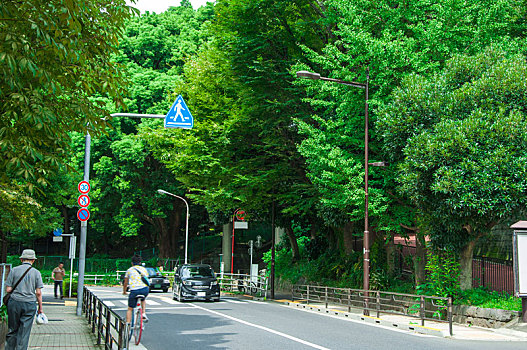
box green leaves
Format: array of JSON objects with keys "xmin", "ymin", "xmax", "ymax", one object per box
[{"xmin": 383, "ymin": 44, "xmax": 527, "ymax": 248}]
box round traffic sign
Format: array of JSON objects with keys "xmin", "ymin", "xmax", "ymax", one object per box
[
  {"xmin": 77, "ymin": 208, "xmax": 90, "ymax": 222},
  {"xmin": 235, "ymin": 210, "xmax": 246, "ymax": 221},
  {"xmin": 78, "ymin": 181, "xmax": 90, "ymax": 194},
  {"xmin": 78, "ymin": 194, "xmax": 90, "ymax": 207},
  {"xmin": 53, "ymin": 228, "xmax": 63, "ymax": 237}
]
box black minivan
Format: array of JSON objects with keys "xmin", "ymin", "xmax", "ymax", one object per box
[{"xmin": 172, "ymin": 264, "xmax": 220, "ymax": 302}]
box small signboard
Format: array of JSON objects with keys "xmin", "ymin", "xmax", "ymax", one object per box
[
  {"xmin": 164, "ymin": 95, "xmax": 194, "ymax": 129},
  {"xmin": 53, "ymin": 236, "xmax": 63, "ymax": 242},
  {"xmin": 234, "ymin": 221, "xmax": 248, "ymax": 229},
  {"xmin": 78, "ymin": 181, "xmax": 90, "ymax": 194},
  {"xmin": 78, "ymin": 194, "xmax": 90, "ymax": 207},
  {"xmin": 77, "ymin": 208, "xmax": 90, "ymax": 222},
  {"xmin": 511, "ymin": 221, "xmax": 527, "ymax": 297}
]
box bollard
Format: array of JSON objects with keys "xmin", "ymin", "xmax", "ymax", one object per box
[{"xmin": 420, "ymin": 296, "xmax": 425, "ymax": 327}]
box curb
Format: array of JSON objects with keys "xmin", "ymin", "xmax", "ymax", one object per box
[{"xmin": 284, "ymin": 301, "xmax": 445, "ymax": 338}]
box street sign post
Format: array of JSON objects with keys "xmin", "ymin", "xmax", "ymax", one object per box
[
  {"xmin": 164, "ymin": 95, "xmax": 194, "ymax": 129},
  {"xmin": 53, "ymin": 236, "xmax": 63, "ymax": 242}
]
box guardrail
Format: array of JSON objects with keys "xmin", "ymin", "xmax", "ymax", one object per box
[
  {"xmin": 218, "ymin": 273, "xmax": 268, "ymax": 298},
  {"xmin": 292, "ymin": 285, "xmax": 452, "ymax": 336},
  {"xmin": 83, "ymin": 287, "xmax": 128, "ymax": 350}
]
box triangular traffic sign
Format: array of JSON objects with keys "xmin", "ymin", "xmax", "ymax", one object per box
[{"xmin": 164, "ymin": 95, "xmax": 194, "ymax": 129}]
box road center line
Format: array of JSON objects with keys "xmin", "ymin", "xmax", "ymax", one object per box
[{"xmin": 190, "ymin": 303, "xmax": 330, "ymax": 350}]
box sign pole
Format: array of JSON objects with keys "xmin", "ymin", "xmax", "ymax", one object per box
[
  {"xmin": 76, "ymin": 132, "xmax": 90, "ymax": 316},
  {"xmin": 69, "ymin": 235, "xmax": 76, "ymax": 298}
]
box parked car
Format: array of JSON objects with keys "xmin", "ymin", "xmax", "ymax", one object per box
[
  {"xmin": 146, "ymin": 267, "xmax": 170, "ymax": 293},
  {"xmin": 173, "ymin": 264, "xmax": 220, "ymax": 302}
]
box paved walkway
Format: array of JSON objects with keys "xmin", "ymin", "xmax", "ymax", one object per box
[{"xmin": 29, "ymin": 294, "xmax": 102, "ymax": 350}]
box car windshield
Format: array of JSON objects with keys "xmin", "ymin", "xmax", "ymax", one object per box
[
  {"xmin": 145, "ymin": 267, "xmax": 158, "ymax": 277},
  {"xmin": 181, "ymin": 266, "xmax": 214, "ymax": 278}
]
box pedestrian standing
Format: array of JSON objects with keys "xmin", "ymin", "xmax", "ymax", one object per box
[
  {"xmin": 52, "ymin": 262, "xmax": 66, "ymax": 299},
  {"xmin": 5, "ymin": 249, "xmax": 44, "ymax": 350}
]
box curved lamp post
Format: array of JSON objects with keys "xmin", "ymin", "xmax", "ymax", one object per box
[
  {"xmin": 297, "ymin": 69, "xmax": 383, "ymax": 315},
  {"xmin": 157, "ymin": 189, "xmax": 190, "ymax": 264}
]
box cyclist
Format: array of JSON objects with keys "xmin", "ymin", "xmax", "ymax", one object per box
[{"xmin": 122, "ymin": 255, "xmax": 150, "ymax": 324}]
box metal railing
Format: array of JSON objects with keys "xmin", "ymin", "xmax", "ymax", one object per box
[
  {"xmin": 83, "ymin": 287, "xmax": 128, "ymax": 350},
  {"xmin": 472, "ymin": 256, "xmax": 514, "ymax": 294},
  {"xmin": 218, "ymin": 273, "xmax": 269, "ymax": 298},
  {"xmin": 292, "ymin": 285, "xmax": 452, "ymax": 336}
]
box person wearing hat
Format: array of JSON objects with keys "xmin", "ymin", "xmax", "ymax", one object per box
[{"xmin": 5, "ymin": 249, "xmax": 44, "ymax": 350}]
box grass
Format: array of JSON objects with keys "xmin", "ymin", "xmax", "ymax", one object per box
[{"xmin": 457, "ymin": 287, "xmax": 522, "ymax": 311}]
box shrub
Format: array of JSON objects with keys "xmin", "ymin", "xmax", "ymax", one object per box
[{"xmin": 63, "ymin": 278, "xmax": 78, "ymax": 297}]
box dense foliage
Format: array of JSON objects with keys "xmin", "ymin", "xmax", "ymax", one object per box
[{"xmin": 3, "ymin": 0, "xmax": 527, "ymax": 296}]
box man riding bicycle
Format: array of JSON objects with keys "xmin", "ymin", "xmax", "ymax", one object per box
[{"xmin": 122, "ymin": 255, "xmax": 150, "ymax": 323}]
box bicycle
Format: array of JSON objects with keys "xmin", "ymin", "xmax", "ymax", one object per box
[{"xmin": 127, "ymin": 294, "xmax": 146, "ymax": 347}]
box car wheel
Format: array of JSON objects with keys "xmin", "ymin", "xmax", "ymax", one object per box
[
  {"xmin": 172, "ymin": 287, "xmax": 177, "ymax": 301},
  {"xmin": 213, "ymin": 298, "xmax": 220, "ymax": 302},
  {"xmin": 163, "ymin": 288, "xmax": 168, "ymax": 293}
]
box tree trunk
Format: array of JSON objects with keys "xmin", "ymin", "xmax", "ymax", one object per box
[
  {"xmin": 157, "ymin": 208, "xmax": 181, "ymax": 259},
  {"xmin": 341, "ymin": 222, "xmax": 355, "ymax": 255},
  {"xmin": 459, "ymin": 239, "xmax": 476, "ymax": 291},
  {"xmin": 0, "ymin": 230, "xmax": 7, "ymax": 263},
  {"xmin": 385, "ymin": 237, "xmax": 395, "ymax": 277},
  {"xmin": 285, "ymin": 224, "xmax": 300, "ymax": 262},
  {"xmin": 413, "ymin": 235, "xmax": 427, "ymax": 286}
]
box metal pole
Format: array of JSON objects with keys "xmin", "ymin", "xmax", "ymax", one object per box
[
  {"xmin": 271, "ymin": 200, "xmax": 276, "ymax": 299},
  {"xmin": 231, "ymin": 212, "xmax": 235, "ymax": 273},
  {"xmin": 76, "ymin": 132, "xmax": 90, "ymax": 316},
  {"xmin": 184, "ymin": 204, "xmax": 189, "ymax": 264},
  {"xmin": 363, "ymin": 69, "xmax": 370, "ymax": 316}
]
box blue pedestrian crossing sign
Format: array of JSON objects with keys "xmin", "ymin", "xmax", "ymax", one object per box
[{"xmin": 164, "ymin": 95, "xmax": 194, "ymax": 129}]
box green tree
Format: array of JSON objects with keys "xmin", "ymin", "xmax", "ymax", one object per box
[
  {"xmin": 380, "ymin": 44, "xmax": 527, "ymax": 289},
  {"xmin": 144, "ymin": 0, "xmax": 328, "ymax": 260},
  {"xmin": 0, "ymin": 0, "xmax": 135, "ymax": 187},
  {"xmin": 295, "ymin": 0, "xmax": 527, "ymax": 275}
]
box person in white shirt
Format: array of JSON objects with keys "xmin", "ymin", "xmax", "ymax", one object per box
[{"xmin": 122, "ymin": 255, "xmax": 149, "ymax": 323}]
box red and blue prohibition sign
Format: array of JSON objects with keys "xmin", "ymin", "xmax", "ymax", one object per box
[
  {"xmin": 77, "ymin": 208, "xmax": 90, "ymax": 222},
  {"xmin": 78, "ymin": 195, "xmax": 90, "ymax": 207}
]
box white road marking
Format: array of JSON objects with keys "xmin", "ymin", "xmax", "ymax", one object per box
[
  {"xmin": 191, "ymin": 303, "xmax": 330, "ymax": 350},
  {"xmin": 145, "ymin": 300, "xmax": 161, "ymax": 306},
  {"xmin": 247, "ymin": 300, "xmax": 267, "ymax": 305},
  {"xmin": 223, "ymin": 299, "xmax": 245, "ymax": 304},
  {"xmin": 111, "ymin": 307, "xmax": 196, "ymax": 312},
  {"xmin": 120, "ymin": 300, "xmax": 129, "ymax": 306},
  {"xmin": 157, "ymin": 297, "xmax": 181, "ymax": 305},
  {"xmin": 104, "ymin": 301, "xmax": 115, "ymax": 307}
]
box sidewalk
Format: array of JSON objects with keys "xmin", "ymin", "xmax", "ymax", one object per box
[{"xmin": 29, "ymin": 293, "xmax": 102, "ymax": 349}]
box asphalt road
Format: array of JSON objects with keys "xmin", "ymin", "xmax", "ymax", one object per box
[{"xmin": 89, "ymin": 286, "xmax": 526, "ymax": 350}]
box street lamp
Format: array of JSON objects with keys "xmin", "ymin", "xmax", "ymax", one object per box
[
  {"xmin": 157, "ymin": 189, "xmax": 190, "ymax": 264},
  {"xmin": 297, "ymin": 69, "xmax": 375, "ymax": 311}
]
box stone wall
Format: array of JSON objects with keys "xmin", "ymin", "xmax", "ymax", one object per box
[{"xmin": 453, "ymin": 305, "xmax": 519, "ymax": 328}]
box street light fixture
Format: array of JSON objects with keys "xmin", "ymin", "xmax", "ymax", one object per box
[
  {"xmin": 157, "ymin": 189, "xmax": 190, "ymax": 264},
  {"xmin": 297, "ymin": 69, "xmax": 373, "ymax": 313}
]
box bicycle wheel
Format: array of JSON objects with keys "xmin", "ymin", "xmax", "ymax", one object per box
[
  {"xmin": 133, "ymin": 306, "xmax": 143, "ymax": 345},
  {"xmin": 249, "ymin": 282, "xmax": 258, "ymax": 294}
]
